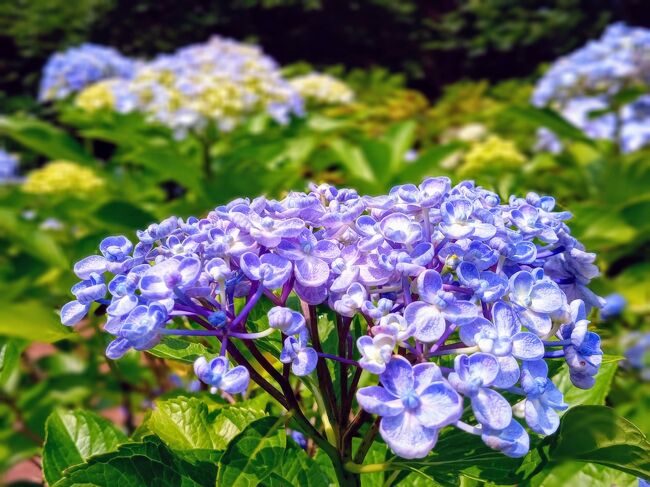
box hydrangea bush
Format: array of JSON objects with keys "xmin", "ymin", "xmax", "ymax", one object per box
[
  {"xmin": 42, "ymin": 36, "xmax": 304, "ymax": 138},
  {"xmin": 533, "ymin": 23, "xmax": 650, "ymax": 153},
  {"xmin": 61, "ymin": 178, "xmax": 604, "ymax": 481}
]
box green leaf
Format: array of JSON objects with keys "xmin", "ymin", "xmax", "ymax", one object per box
[
  {"xmin": 146, "ymin": 397, "xmax": 265, "ymax": 451},
  {"xmin": 53, "ymin": 436, "xmax": 216, "ymax": 487},
  {"xmin": 391, "ymin": 427, "xmax": 531, "ymax": 485},
  {"xmin": 0, "ymin": 115, "xmax": 96, "ymax": 164},
  {"xmin": 549, "ymin": 406, "xmax": 650, "ymax": 480},
  {"xmin": 217, "ymin": 416, "xmax": 287, "ymax": 486},
  {"xmin": 94, "ymin": 201, "xmax": 157, "ymax": 231},
  {"xmin": 0, "ymin": 208, "xmax": 69, "ymax": 268},
  {"xmin": 42, "ymin": 409, "xmax": 127, "ymax": 485},
  {"xmin": 148, "ymin": 336, "xmax": 211, "ymax": 363},
  {"xmin": 0, "ymin": 300, "xmax": 71, "ymax": 343},
  {"xmin": 555, "ymin": 361, "xmax": 618, "ymax": 409},
  {"xmin": 384, "ymin": 121, "xmax": 417, "ymax": 176},
  {"xmin": 0, "ymin": 337, "xmax": 25, "ymax": 386},
  {"xmin": 261, "ymin": 440, "xmax": 330, "ymax": 487},
  {"xmin": 329, "ymin": 138, "xmax": 375, "ymax": 183},
  {"xmin": 529, "ymin": 461, "xmax": 637, "ymax": 487},
  {"xmin": 505, "ymin": 105, "xmax": 593, "ymax": 144}
]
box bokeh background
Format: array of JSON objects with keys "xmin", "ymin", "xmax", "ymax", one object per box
[{"xmin": 1, "ymin": 1, "xmax": 649, "ymax": 485}]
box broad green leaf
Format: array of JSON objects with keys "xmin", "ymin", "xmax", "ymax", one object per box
[
  {"xmin": 147, "ymin": 397, "xmax": 264, "ymax": 451},
  {"xmin": 0, "ymin": 208, "xmax": 69, "ymax": 268},
  {"xmin": 391, "ymin": 426, "xmax": 531, "ymax": 485},
  {"xmin": 359, "ymin": 440, "xmax": 388, "ymax": 487},
  {"xmin": 384, "ymin": 121, "xmax": 417, "ymax": 176},
  {"xmin": 529, "ymin": 461, "xmax": 637, "ymax": 487},
  {"xmin": 53, "ymin": 436, "xmax": 216, "ymax": 487},
  {"xmin": 217, "ymin": 416, "xmax": 287, "ymax": 487},
  {"xmin": 360, "ymin": 139, "xmax": 392, "ymax": 188},
  {"xmin": 549, "ymin": 406, "xmax": 650, "ymax": 480},
  {"xmin": 262, "ymin": 440, "xmax": 330, "ymax": 487},
  {"xmin": 0, "ymin": 115, "xmax": 96, "ymax": 164},
  {"xmin": 42, "ymin": 409, "xmax": 127, "ymax": 485},
  {"xmin": 94, "ymin": 201, "xmax": 157, "ymax": 231},
  {"xmin": 505, "ymin": 105, "xmax": 593, "ymax": 144},
  {"xmin": 148, "ymin": 336, "xmax": 211, "ymax": 363},
  {"xmin": 329, "ymin": 138, "xmax": 375, "ymax": 182},
  {"xmin": 0, "ymin": 337, "xmax": 25, "ymax": 386},
  {"xmin": 555, "ymin": 361, "xmax": 618, "ymax": 409},
  {"xmin": 0, "ymin": 300, "xmax": 71, "ymax": 343}
]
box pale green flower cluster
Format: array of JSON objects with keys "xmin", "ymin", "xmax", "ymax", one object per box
[{"xmin": 289, "ymin": 73, "xmax": 354, "ymax": 105}]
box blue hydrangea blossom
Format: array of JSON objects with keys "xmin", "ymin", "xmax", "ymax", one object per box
[{"xmin": 62, "ymin": 178, "xmax": 604, "ymax": 461}]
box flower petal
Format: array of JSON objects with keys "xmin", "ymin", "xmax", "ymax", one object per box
[
  {"xmin": 292, "ymin": 347, "xmax": 318, "ymax": 376},
  {"xmin": 405, "ymin": 302, "xmax": 445, "ymax": 343},
  {"xmin": 74, "ymin": 255, "xmax": 107, "ymax": 280},
  {"xmin": 295, "ymin": 257, "xmax": 329, "ymax": 287},
  {"xmin": 415, "ymin": 382, "xmax": 463, "ymax": 428},
  {"xmin": 525, "ymin": 398, "xmax": 560, "ymax": 435},
  {"xmin": 530, "ymin": 281, "xmax": 564, "ymax": 314},
  {"xmin": 481, "ymin": 419, "xmax": 530, "ymax": 458},
  {"xmin": 356, "ymin": 386, "xmax": 404, "ymax": 417},
  {"xmin": 60, "ymin": 300, "xmax": 89, "ymax": 326},
  {"xmin": 220, "ymin": 365, "xmax": 250, "ymax": 394},
  {"xmin": 380, "ymin": 412, "xmax": 438, "ymax": 459},
  {"xmin": 492, "ymin": 355, "xmax": 520, "ymax": 389},
  {"xmin": 413, "ymin": 363, "xmax": 443, "ymax": 393},
  {"xmin": 492, "ymin": 301, "xmax": 520, "ymax": 338},
  {"xmin": 415, "ymin": 270, "xmax": 442, "ymax": 304},
  {"xmin": 511, "ymin": 332, "xmax": 544, "ymax": 360},
  {"xmin": 380, "ymin": 356, "xmax": 414, "ymax": 397},
  {"xmin": 472, "ymin": 388, "xmax": 512, "ymax": 430}
]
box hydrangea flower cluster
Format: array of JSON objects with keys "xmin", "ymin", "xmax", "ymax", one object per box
[
  {"xmin": 70, "ymin": 36, "xmax": 303, "ymax": 137},
  {"xmin": 289, "ymin": 73, "xmax": 355, "ymax": 105},
  {"xmin": 459, "ymin": 135, "xmax": 526, "ymax": 178},
  {"xmin": 0, "ymin": 149, "xmax": 19, "ymax": 184},
  {"xmin": 622, "ymin": 332, "xmax": 650, "ymax": 381},
  {"xmin": 62, "ymin": 178, "xmax": 603, "ymax": 460},
  {"xmin": 23, "ymin": 161, "xmax": 104, "ymax": 196},
  {"xmin": 533, "ymin": 23, "xmax": 650, "ymax": 153},
  {"xmin": 38, "ymin": 43, "xmax": 136, "ymax": 102}
]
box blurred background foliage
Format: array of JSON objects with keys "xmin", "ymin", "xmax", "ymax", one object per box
[
  {"xmin": 1, "ymin": 2, "xmax": 650, "ymax": 485},
  {"xmin": 3, "ymin": 0, "xmax": 650, "ymax": 110}
]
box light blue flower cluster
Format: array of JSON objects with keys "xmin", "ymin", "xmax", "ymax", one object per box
[
  {"xmin": 533, "ymin": 23, "xmax": 650, "ymax": 153},
  {"xmin": 38, "ymin": 43, "xmax": 136, "ymax": 102},
  {"xmin": 62, "ymin": 178, "xmax": 603, "ymax": 460},
  {"xmin": 0, "ymin": 149, "xmax": 19, "ymax": 183}
]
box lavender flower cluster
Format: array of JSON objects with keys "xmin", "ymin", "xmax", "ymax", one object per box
[
  {"xmin": 533, "ymin": 23, "xmax": 650, "ymax": 153},
  {"xmin": 38, "ymin": 44, "xmax": 136, "ymax": 102},
  {"xmin": 62, "ymin": 179, "xmax": 603, "ymax": 460}
]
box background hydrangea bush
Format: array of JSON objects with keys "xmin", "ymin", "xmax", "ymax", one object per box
[{"xmin": 1, "ymin": 11, "xmax": 649, "ymax": 487}]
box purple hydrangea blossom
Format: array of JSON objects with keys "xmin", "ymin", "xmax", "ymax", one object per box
[{"xmin": 61, "ymin": 178, "xmax": 603, "ymax": 461}]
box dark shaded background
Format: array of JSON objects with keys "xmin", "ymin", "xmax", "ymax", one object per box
[{"xmin": 2, "ymin": 0, "xmax": 650, "ymax": 110}]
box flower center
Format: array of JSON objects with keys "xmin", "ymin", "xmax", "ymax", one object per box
[{"xmin": 401, "ymin": 390, "xmax": 420, "ymax": 409}]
